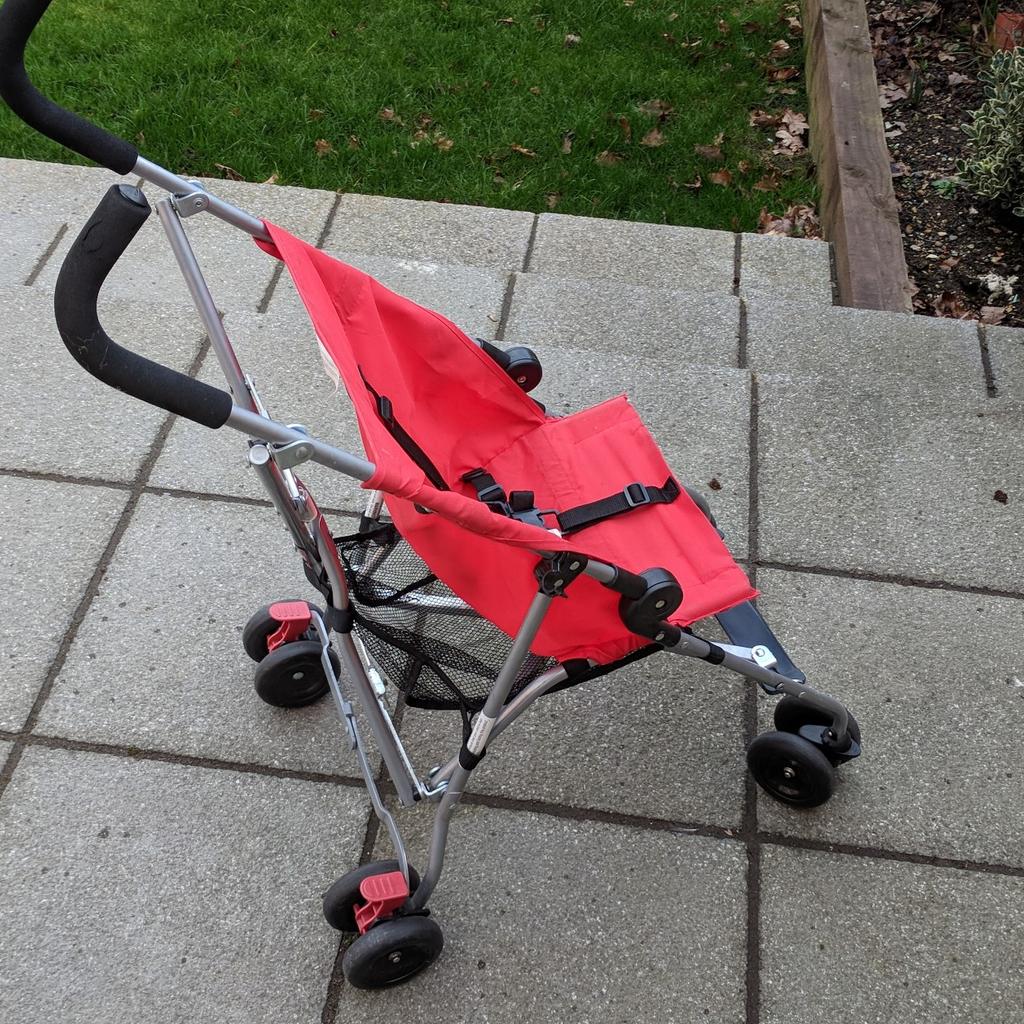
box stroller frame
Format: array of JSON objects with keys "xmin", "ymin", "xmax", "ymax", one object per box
[{"xmin": 0, "ymin": 0, "xmax": 861, "ymax": 989}]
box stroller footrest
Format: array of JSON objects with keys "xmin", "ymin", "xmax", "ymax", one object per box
[{"xmin": 715, "ymin": 601, "xmax": 805, "ymax": 683}]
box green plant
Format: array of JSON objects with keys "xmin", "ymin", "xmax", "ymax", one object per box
[{"xmin": 956, "ymin": 48, "xmax": 1024, "ymax": 216}]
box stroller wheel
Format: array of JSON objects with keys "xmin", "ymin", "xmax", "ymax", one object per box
[
  {"xmin": 747, "ymin": 730, "xmax": 835, "ymax": 808},
  {"xmin": 774, "ymin": 696, "xmax": 862, "ymax": 757},
  {"xmin": 323, "ymin": 861, "xmax": 422, "ymax": 933},
  {"xmin": 342, "ymin": 914, "xmax": 443, "ymax": 989},
  {"xmin": 253, "ymin": 640, "xmax": 338, "ymax": 708},
  {"xmin": 242, "ymin": 600, "xmax": 321, "ymax": 662}
]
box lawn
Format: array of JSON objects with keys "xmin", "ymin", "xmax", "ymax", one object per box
[{"xmin": 0, "ymin": 0, "xmax": 815, "ymax": 231}]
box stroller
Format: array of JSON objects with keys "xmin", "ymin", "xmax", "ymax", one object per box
[{"xmin": 1, "ymin": 0, "xmax": 861, "ymax": 990}]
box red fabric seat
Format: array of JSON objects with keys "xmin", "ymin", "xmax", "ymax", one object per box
[{"xmin": 257, "ymin": 223, "xmax": 757, "ymax": 665}]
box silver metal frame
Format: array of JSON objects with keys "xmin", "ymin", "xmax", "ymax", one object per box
[{"xmin": 134, "ymin": 157, "xmax": 848, "ymax": 908}]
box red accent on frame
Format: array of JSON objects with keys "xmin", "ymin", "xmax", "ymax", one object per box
[
  {"xmin": 354, "ymin": 871, "xmax": 410, "ymax": 934},
  {"xmin": 266, "ymin": 601, "xmax": 312, "ymax": 651}
]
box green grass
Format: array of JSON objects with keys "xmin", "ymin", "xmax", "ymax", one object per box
[{"xmin": 0, "ymin": 0, "xmax": 815, "ymax": 230}]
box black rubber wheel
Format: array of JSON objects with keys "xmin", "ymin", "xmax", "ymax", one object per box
[
  {"xmin": 773, "ymin": 696, "xmax": 862, "ymax": 751},
  {"xmin": 747, "ymin": 730, "xmax": 835, "ymax": 808},
  {"xmin": 242, "ymin": 601, "xmax": 321, "ymax": 663},
  {"xmin": 342, "ymin": 914, "xmax": 443, "ymax": 990},
  {"xmin": 323, "ymin": 861, "xmax": 422, "ymax": 933},
  {"xmin": 253, "ymin": 639, "xmax": 339, "ymax": 708}
]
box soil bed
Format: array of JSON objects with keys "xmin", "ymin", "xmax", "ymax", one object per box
[{"xmin": 865, "ymin": 0, "xmax": 1023, "ymax": 327}]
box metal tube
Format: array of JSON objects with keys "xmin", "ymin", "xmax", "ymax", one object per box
[
  {"xmin": 155, "ymin": 198, "xmax": 251, "ymax": 404},
  {"xmin": 410, "ymin": 590, "xmax": 554, "ymax": 910},
  {"xmin": 226, "ymin": 406, "xmax": 376, "ymax": 481},
  {"xmin": 664, "ymin": 632, "xmax": 850, "ymax": 738},
  {"xmin": 428, "ymin": 664, "xmax": 570, "ymax": 786},
  {"xmin": 135, "ymin": 157, "xmax": 271, "ymax": 241}
]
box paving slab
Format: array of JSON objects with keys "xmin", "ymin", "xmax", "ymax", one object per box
[
  {"xmin": 746, "ymin": 300, "xmax": 985, "ymax": 386},
  {"xmin": 2, "ymin": 212, "xmax": 65, "ymax": 285},
  {"xmin": 332, "ymin": 803, "xmax": 746, "ymax": 1023},
  {"xmin": 0, "ymin": 745, "xmax": 367, "ymax": 1024},
  {"xmin": 322, "ymin": 193, "xmax": 535, "ymax": 270},
  {"xmin": 400, "ymin": 622, "xmax": 747, "ymax": 826},
  {"xmin": 0, "ymin": 287, "xmax": 202, "ymax": 480},
  {"xmin": 503, "ymin": 271, "xmax": 740, "ymax": 366},
  {"xmin": 149, "ymin": 308, "xmax": 368, "ymax": 511},
  {"xmin": 0, "ymin": 477, "xmax": 126, "ymax": 731},
  {"xmin": 757, "ymin": 373, "xmax": 1024, "ymax": 590},
  {"xmin": 0, "ymin": 157, "xmax": 118, "ymax": 224},
  {"xmin": 988, "ymin": 323, "xmax": 1024, "ymax": 398},
  {"xmin": 534, "ymin": 348, "xmax": 751, "ymax": 555},
  {"xmin": 760, "ymin": 845, "xmax": 1024, "ymax": 1024},
  {"xmin": 739, "ymin": 233, "xmax": 833, "ymax": 305},
  {"xmin": 32, "ymin": 176, "xmax": 337, "ymax": 313},
  {"xmin": 267, "ymin": 250, "xmax": 508, "ymax": 337},
  {"xmin": 529, "ymin": 211, "xmax": 736, "ymax": 291},
  {"xmin": 38, "ymin": 494, "xmax": 364, "ymax": 773},
  {"xmin": 753, "ymin": 567, "xmax": 1024, "ymax": 866}
]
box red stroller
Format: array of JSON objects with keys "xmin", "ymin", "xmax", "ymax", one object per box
[{"xmin": 1, "ymin": 0, "xmax": 861, "ymax": 989}]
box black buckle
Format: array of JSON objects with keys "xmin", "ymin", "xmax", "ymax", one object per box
[
  {"xmin": 463, "ymin": 469, "xmax": 506, "ymax": 506},
  {"xmin": 623, "ymin": 482, "xmax": 651, "ymax": 508}
]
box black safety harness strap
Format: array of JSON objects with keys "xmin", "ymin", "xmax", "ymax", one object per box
[
  {"xmin": 360, "ymin": 369, "xmax": 449, "ymax": 491},
  {"xmin": 461, "ymin": 469, "xmax": 681, "ymax": 535},
  {"xmin": 556, "ymin": 478, "xmax": 680, "ymax": 534}
]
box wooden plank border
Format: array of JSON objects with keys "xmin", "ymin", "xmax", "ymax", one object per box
[{"xmin": 803, "ymin": 0, "xmax": 915, "ymax": 312}]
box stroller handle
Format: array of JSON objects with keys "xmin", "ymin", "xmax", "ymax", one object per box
[
  {"xmin": 54, "ymin": 184, "xmax": 233, "ymax": 429},
  {"xmin": 0, "ymin": 0, "xmax": 138, "ymax": 173}
]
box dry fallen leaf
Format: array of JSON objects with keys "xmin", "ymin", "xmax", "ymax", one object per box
[
  {"xmin": 738, "ymin": 159, "xmax": 752, "ymax": 174},
  {"xmin": 785, "ymin": 15, "xmax": 802, "ymax": 34},
  {"xmin": 529, "ymin": 86, "xmax": 541, "ymax": 95},
  {"xmin": 947, "ymin": 72, "xmax": 970, "ymax": 86},
  {"xmin": 640, "ymin": 127, "xmax": 665, "ymax": 147},
  {"xmin": 750, "ymin": 109, "xmax": 782, "ymax": 128},
  {"xmin": 769, "ymin": 39, "xmax": 791, "ymax": 59},
  {"xmin": 934, "ymin": 291, "xmax": 970, "ymax": 319},
  {"xmin": 348, "ymin": 134, "xmax": 361, "ymax": 150},
  {"xmin": 595, "ymin": 149, "xmax": 624, "ymax": 166},
  {"xmin": 618, "ymin": 116, "xmax": 632, "ymax": 142},
  {"xmin": 758, "ymin": 203, "xmax": 822, "ymax": 238},
  {"xmin": 753, "ymin": 173, "xmax": 781, "ymax": 191},
  {"xmin": 709, "ymin": 168, "xmax": 733, "ymax": 186},
  {"xmin": 510, "ymin": 143, "xmax": 536, "ymax": 157},
  {"xmin": 262, "ymin": 172, "xmax": 279, "ymax": 185},
  {"xmin": 981, "ymin": 305, "xmax": 1008, "ymax": 325},
  {"xmin": 770, "ymin": 66, "xmax": 800, "ymax": 81},
  {"xmin": 497, "ymin": 16, "xmax": 515, "ymax": 26},
  {"xmin": 637, "ymin": 98, "xmax": 674, "ymax": 117},
  {"xmin": 308, "ymin": 108, "xmax": 325, "ymax": 122},
  {"xmin": 773, "ymin": 128, "xmax": 805, "ymax": 155},
  {"xmin": 560, "ymin": 131, "xmax": 575, "ymax": 154},
  {"xmin": 545, "ymin": 192, "xmax": 560, "ymax": 209},
  {"xmin": 313, "ymin": 139, "xmax": 334, "ymax": 157},
  {"xmin": 434, "ymin": 135, "xmax": 454, "ymax": 152},
  {"xmin": 694, "ymin": 143, "xmax": 723, "ymax": 160},
  {"xmin": 708, "ymin": 478, "xmax": 722, "ymax": 491},
  {"xmin": 214, "ymin": 162, "xmax": 243, "ymax": 180},
  {"xmin": 564, "ymin": 32, "xmax": 581, "ymax": 47},
  {"xmin": 994, "ymin": 489, "xmax": 1009, "ymax": 504},
  {"xmin": 378, "ymin": 107, "xmax": 403, "ymax": 124}
]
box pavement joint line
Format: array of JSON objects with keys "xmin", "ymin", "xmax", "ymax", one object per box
[
  {"xmin": 22, "ymin": 222, "xmax": 67, "ymax": 286},
  {"xmin": 493, "ymin": 271, "xmax": 518, "ymax": 342},
  {"xmin": 0, "ymin": 334, "xmax": 209, "ymax": 806},
  {"xmin": 755, "ymin": 830, "xmax": 1024, "ymax": 878},
  {"xmin": 737, "ymin": 297, "xmax": 749, "ymax": 371},
  {"xmin": 744, "ymin": 844, "xmax": 761, "ymax": 1024},
  {"xmin": 0, "ymin": 466, "xmax": 133, "ymax": 492},
  {"xmin": 140, "ymin": 483, "xmax": 361, "ymax": 522},
  {"xmin": 521, "ymin": 213, "xmax": 540, "ymax": 273},
  {"xmin": 732, "ymin": 233, "xmax": 741, "ymax": 297},
  {"xmin": 21, "ymin": 732, "xmax": 370, "ymax": 790},
  {"xmin": 978, "ymin": 323, "xmax": 998, "ymax": 397},
  {"xmin": 756, "ymin": 558, "xmax": 1024, "ymax": 602},
  {"xmin": 11, "ymin": 727, "xmax": 1024, "ymax": 881}
]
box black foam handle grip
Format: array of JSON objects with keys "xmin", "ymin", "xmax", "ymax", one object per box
[
  {"xmin": 54, "ymin": 185, "xmax": 234, "ymax": 429},
  {"xmin": 0, "ymin": 0, "xmax": 138, "ymax": 173}
]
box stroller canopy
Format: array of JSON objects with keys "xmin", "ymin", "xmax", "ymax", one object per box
[{"xmin": 257, "ymin": 223, "xmax": 756, "ymax": 665}]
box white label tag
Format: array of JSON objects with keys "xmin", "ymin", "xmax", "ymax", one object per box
[{"xmin": 466, "ymin": 713, "xmax": 497, "ymax": 755}]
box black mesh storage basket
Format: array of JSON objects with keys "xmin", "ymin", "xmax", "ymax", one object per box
[{"xmin": 336, "ymin": 524, "xmax": 556, "ymax": 712}]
